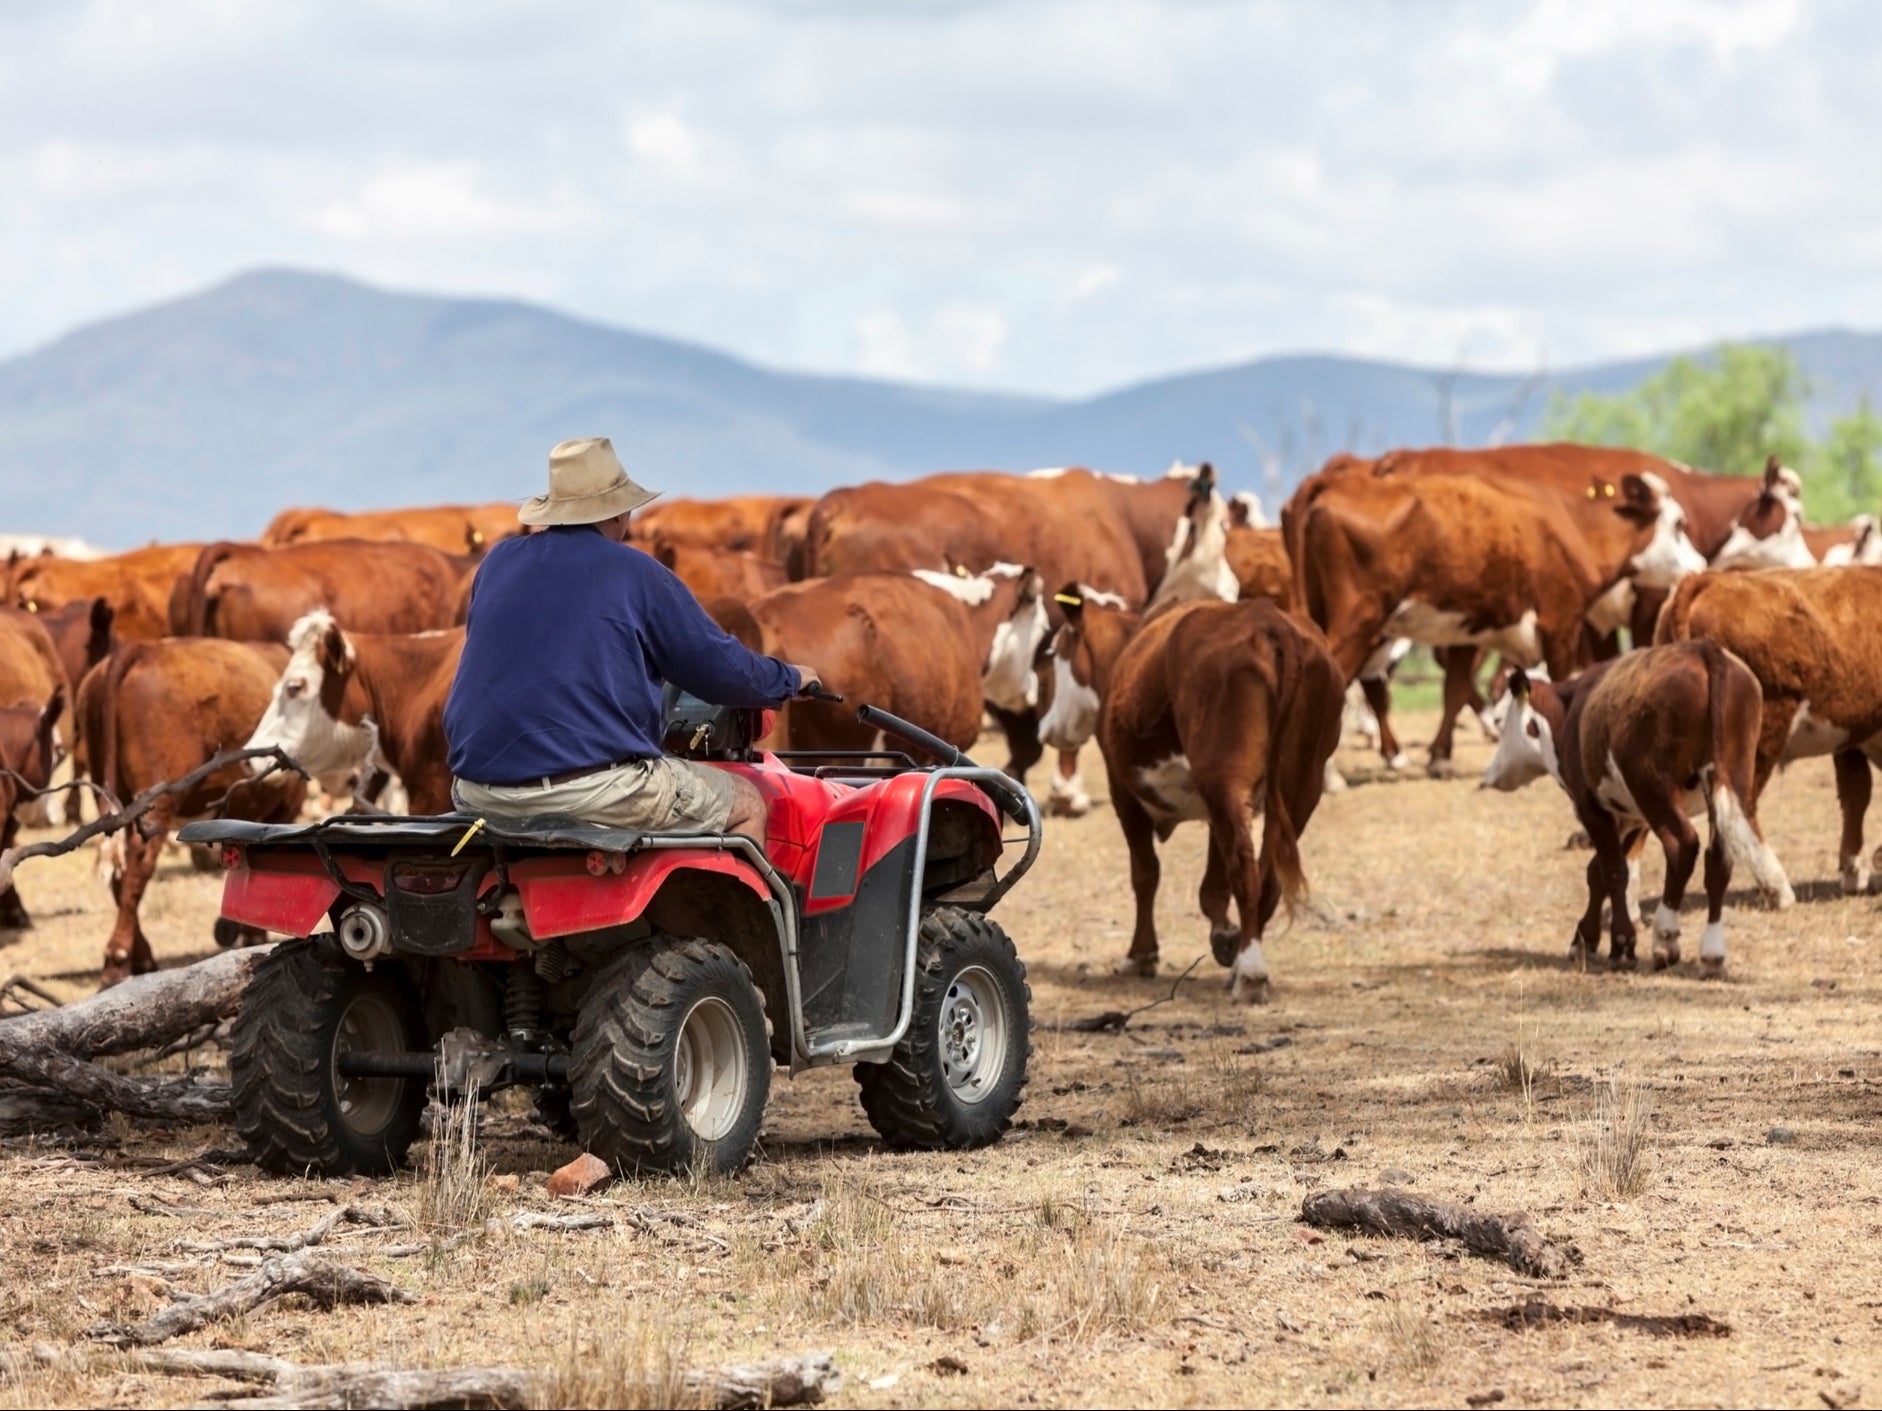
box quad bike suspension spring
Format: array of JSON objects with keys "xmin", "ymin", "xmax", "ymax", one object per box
[
  {"xmin": 504, "ymin": 963, "xmax": 547, "ymax": 1050},
  {"xmin": 533, "ymin": 938, "xmax": 571, "ymax": 985}
]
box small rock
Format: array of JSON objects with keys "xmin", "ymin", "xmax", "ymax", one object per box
[
  {"xmin": 929, "ymin": 1356, "xmax": 969, "ymax": 1377},
  {"xmin": 486, "ymin": 1173, "xmax": 521, "ymax": 1193},
  {"xmin": 1380, "ymin": 1167, "xmax": 1414, "ymax": 1186},
  {"xmin": 1218, "ymin": 1181, "xmax": 1264, "ymax": 1204},
  {"xmin": 1465, "ymin": 1392, "xmax": 1507, "ymax": 1409},
  {"xmin": 545, "ymin": 1152, "xmax": 611, "ymax": 1198},
  {"xmin": 1766, "ymin": 1127, "xmax": 1798, "ymax": 1146},
  {"xmin": 867, "ymin": 1374, "xmax": 900, "ymax": 1391},
  {"xmin": 1819, "ymin": 1384, "xmax": 1861, "ymax": 1411}
]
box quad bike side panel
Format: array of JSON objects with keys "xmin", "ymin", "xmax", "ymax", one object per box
[
  {"xmin": 510, "ymin": 850, "xmax": 774, "ymax": 941},
  {"xmin": 217, "ymin": 849, "xmax": 387, "ymax": 937}
]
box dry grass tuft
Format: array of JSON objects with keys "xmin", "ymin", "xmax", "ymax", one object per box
[
  {"xmin": 1050, "ymin": 1223, "xmax": 1163, "ymax": 1343},
  {"xmin": 1579, "ymin": 1075, "xmax": 1655, "ymax": 1199},
  {"xmin": 538, "ymin": 1324, "xmax": 699, "ymax": 1411},
  {"xmin": 1496, "ymin": 1023, "xmax": 1554, "ymax": 1109},
  {"xmin": 417, "ymin": 1085, "xmax": 493, "ymax": 1235},
  {"xmin": 1375, "ymin": 1295, "xmax": 1440, "ymax": 1374}
]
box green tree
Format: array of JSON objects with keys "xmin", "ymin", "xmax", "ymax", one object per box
[
  {"xmin": 1803, "ymin": 398, "xmax": 1882, "ymax": 524},
  {"xmin": 1541, "ymin": 343, "xmax": 1810, "ymax": 479}
]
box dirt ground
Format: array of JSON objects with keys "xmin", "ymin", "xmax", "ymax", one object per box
[{"xmin": 2, "ymin": 711, "xmax": 1879, "ymax": 1409}]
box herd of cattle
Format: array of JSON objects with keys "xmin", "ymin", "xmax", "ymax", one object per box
[{"xmin": 1, "ymin": 443, "xmax": 1879, "ymax": 1003}]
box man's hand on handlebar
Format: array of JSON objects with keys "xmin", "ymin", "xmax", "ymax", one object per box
[{"xmin": 789, "ymin": 664, "xmax": 841, "ymax": 701}]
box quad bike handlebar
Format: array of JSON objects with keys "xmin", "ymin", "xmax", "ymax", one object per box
[{"xmin": 854, "ymin": 703, "xmax": 1034, "ymax": 826}]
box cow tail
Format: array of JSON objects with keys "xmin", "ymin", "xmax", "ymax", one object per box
[
  {"xmin": 1652, "ymin": 571, "xmax": 1710, "ymax": 646},
  {"xmin": 1258, "ymin": 620, "xmax": 1312, "ymax": 919},
  {"xmin": 96, "ymin": 642, "xmax": 140, "ymax": 808},
  {"xmin": 184, "ymin": 542, "xmax": 238, "ymax": 636},
  {"xmin": 1701, "ymin": 639, "xmax": 1791, "ymax": 903}
]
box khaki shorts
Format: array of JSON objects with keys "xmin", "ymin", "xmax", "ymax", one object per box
[{"xmin": 453, "ymin": 756, "xmax": 738, "ymax": 835}]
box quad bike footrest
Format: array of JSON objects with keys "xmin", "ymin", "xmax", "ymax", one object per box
[{"xmin": 336, "ymin": 1050, "xmax": 572, "ymax": 1082}]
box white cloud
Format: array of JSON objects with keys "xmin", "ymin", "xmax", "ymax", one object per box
[
  {"xmin": 310, "ymin": 162, "xmax": 571, "ymax": 240},
  {"xmin": 625, "ymin": 112, "xmax": 701, "ymax": 174},
  {"xmin": 1, "ymin": 0, "xmax": 1880, "ymax": 392}
]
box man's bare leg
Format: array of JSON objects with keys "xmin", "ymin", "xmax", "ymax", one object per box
[{"xmin": 724, "ymin": 773, "xmax": 768, "ymax": 844}]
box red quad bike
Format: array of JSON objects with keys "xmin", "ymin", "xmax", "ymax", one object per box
[{"xmin": 178, "ymin": 688, "xmax": 1040, "ymax": 1178}]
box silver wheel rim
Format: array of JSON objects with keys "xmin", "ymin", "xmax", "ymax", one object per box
[
  {"xmin": 331, "ymin": 990, "xmax": 406, "ymax": 1137},
  {"xmin": 674, "ymin": 996, "xmax": 749, "ymax": 1142},
  {"xmin": 940, "ymin": 965, "xmax": 1008, "ymax": 1104}
]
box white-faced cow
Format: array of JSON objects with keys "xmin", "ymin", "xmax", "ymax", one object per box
[
  {"xmin": 1040, "ymin": 591, "xmax": 1343, "ymax": 1002},
  {"xmin": 1711, "ymin": 456, "xmax": 1882, "ymax": 571},
  {"xmin": 1482, "ymin": 643, "xmax": 1791, "ymax": 975}
]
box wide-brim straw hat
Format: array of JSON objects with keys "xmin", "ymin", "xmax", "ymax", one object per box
[{"xmin": 518, "ymin": 437, "xmax": 662, "ymax": 527}]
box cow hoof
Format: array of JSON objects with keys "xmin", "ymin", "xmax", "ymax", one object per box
[
  {"xmin": 100, "ymin": 959, "xmax": 132, "ymax": 988},
  {"xmin": 1650, "ymin": 945, "xmax": 1680, "ymax": 972},
  {"xmin": 1425, "ymin": 758, "xmax": 1459, "ymax": 781},
  {"xmin": 1699, "ymin": 957, "xmax": 1726, "ymax": 980},
  {"xmin": 1209, "ymin": 928, "xmax": 1239, "ymax": 968},
  {"xmin": 1563, "ymin": 829, "xmax": 1593, "ymax": 851},
  {"xmin": 1766, "ymin": 883, "xmax": 1797, "ymax": 911},
  {"xmin": 1609, "ymin": 950, "xmax": 1639, "ymax": 974},
  {"xmin": 1046, "ymin": 793, "xmax": 1091, "ymax": 819},
  {"xmin": 1116, "ymin": 954, "xmax": 1159, "ymax": 978},
  {"xmin": 212, "ymin": 918, "xmax": 246, "ymax": 950},
  {"xmin": 1385, "ymin": 752, "xmax": 1410, "ymax": 772},
  {"xmin": 1228, "ymin": 975, "xmax": 1272, "ymax": 1005}
]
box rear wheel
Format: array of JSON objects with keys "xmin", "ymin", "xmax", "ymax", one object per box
[
  {"xmin": 229, "ymin": 937, "xmax": 428, "ymax": 1176},
  {"xmin": 856, "ymin": 907, "xmax": 1031, "ymax": 1150},
  {"xmin": 569, "ymin": 938, "xmax": 770, "ymax": 1176}
]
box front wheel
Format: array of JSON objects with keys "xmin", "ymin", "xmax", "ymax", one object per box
[
  {"xmin": 569, "ymin": 938, "xmax": 771, "ymax": 1176},
  {"xmin": 856, "ymin": 907, "xmax": 1031, "ymax": 1150},
  {"xmin": 229, "ymin": 937, "xmax": 428, "ymax": 1176}
]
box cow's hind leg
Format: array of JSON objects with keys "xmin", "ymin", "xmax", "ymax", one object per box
[
  {"xmin": 1110, "ymin": 772, "xmax": 1163, "ymax": 977},
  {"xmin": 1581, "ymin": 808, "xmax": 1639, "ymax": 971},
  {"xmin": 1700, "ymin": 817, "xmax": 1730, "ymax": 978},
  {"xmin": 1833, "ymin": 749, "xmax": 1873, "ymax": 895},
  {"xmin": 1198, "ymin": 829, "xmax": 1239, "ymax": 968},
  {"xmin": 1572, "ymin": 851, "xmax": 1605, "ymax": 966},
  {"xmin": 1644, "ymin": 792, "xmax": 1700, "ymax": 972},
  {"xmin": 102, "ymin": 802, "xmax": 173, "ymax": 983},
  {"xmin": 1197, "ymin": 758, "xmax": 1272, "ymax": 1005},
  {"xmin": 1358, "ymin": 677, "xmax": 1405, "ymax": 771},
  {"xmin": 1426, "ymin": 647, "xmax": 1479, "ymax": 778}
]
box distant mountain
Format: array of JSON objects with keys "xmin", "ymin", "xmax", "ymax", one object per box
[{"xmin": 3, "ymin": 268, "xmax": 1879, "ymax": 547}]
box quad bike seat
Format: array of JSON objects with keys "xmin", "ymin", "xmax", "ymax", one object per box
[{"xmin": 179, "ymin": 813, "xmax": 653, "ymax": 855}]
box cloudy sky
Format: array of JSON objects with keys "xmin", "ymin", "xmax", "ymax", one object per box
[{"xmin": 1, "ymin": 0, "xmax": 1876, "ymax": 395}]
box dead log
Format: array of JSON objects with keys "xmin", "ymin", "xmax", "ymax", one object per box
[
  {"xmin": 0, "ymin": 947, "xmax": 268, "ymax": 1132},
  {"xmin": 132, "ymin": 1347, "xmax": 842, "ymax": 1410},
  {"xmin": 85, "ymin": 1250, "xmax": 414, "ymax": 1348},
  {"xmin": 1300, "ymin": 1186, "xmax": 1568, "ymax": 1280}
]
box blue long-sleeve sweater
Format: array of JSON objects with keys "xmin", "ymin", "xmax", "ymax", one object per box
[{"xmin": 444, "ymin": 525, "xmax": 799, "ymax": 785}]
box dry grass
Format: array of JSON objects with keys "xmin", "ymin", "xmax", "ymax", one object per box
[
  {"xmin": 415, "ymin": 1083, "xmax": 493, "ymax": 1235},
  {"xmin": 1579, "ymin": 1075, "xmax": 1656, "ymax": 1200},
  {"xmin": 3, "ymin": 714, "xmax": 1882, "ymax": 1408}
]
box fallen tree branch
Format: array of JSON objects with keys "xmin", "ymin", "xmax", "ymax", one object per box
[
  {"xmin": 0, "ymin": 975, "xmax": 61, "ymax": 1017},
  {"xmin": 1046, "ymin": 956, "xmax": 1204, "ymax": 1033},
  {"xmin": 0, "ymin": 744, "xmax": 305, "ymax": 896},
  {"xmin": 133, "ymin": 1346, "xmax": 842, "ymax": 1410},
  {"xmin": 85, "ymin": 1250, "xmax": 414, "ymax": 1348},
  {"xmin": 1300, "ymin": 1186, "xmax": 1569, "ymax": 1280},
  {"xmin": 0, "ymin": 949, "xmax": 272, "ymax": 1133},
  {"xmin": 174, "ymin": 1204, "xmax": 407, "ymax": 1255}
]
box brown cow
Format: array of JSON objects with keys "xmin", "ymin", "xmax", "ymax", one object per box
[
  {"xmin": 1040, "ymin": 592, "xmax": 1343, "ymax": 1000},
  {"xmin": 1656, "ymin": 565, "xmax": 1882, "ymax": 897},
  {"xmin": 262, "ymin": 502, "xmax": 518, "ymax": 557},
  {"xmin": 18, "ymin": 597, "xmax": 115, "ymax": 700},
  {"xmin": 78, "ymin": 639, "xmax": 307, "ymax": 980},
  {"xmin": 1298, "ymin": 469, "xmax": 1701, "ymax": 696},
  {"xmin": 0, "ymin": 609, "xmax": 69, "ymax": 931},
  {"xmin": 647, "ymin": 539, "xmax": 790, "ymax": 602},
  {"xmin": 243, "ymin": 611, "xmax": 465, "ymax": 815},
  {"xmin": 11, "ymin": 543, "xmax": 203, "ymax": 641},
  {"xmin": 179, "ymin": 539, "xmax": 470, "ymax": 642},
  {"xmin": 1711, "ymin": 457, "xmax": 1881, "ymax": 571},
  {"xmin": 1482, "ymin": 643, "xmax": 1791, "ymax": 974},
  {"xmin": 631, "ymin": 495, "xmax": 812, "ymax": 563},
  {"xmin": 1225, "ymin": 527, "xmax": 1296, "ymax": 611},
  {"xmin": 745, "ymin": 567, "xmax": 1048, "ymax": 757}
]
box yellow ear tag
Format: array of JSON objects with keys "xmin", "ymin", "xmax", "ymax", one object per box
[
  {"xmin": 451, "ymin": 817, "xmax": 487, "ymax": 856},
  {"xmin": 1604, "ymin": 483, "xmax": 1616, "ymax": 497},
  {"xmin": 954, "ymin": 564, "xmax": 969, "ymax": 577},
  {"xmin": 1054, "ymin": 592, "xmax": 1085, "ymax": 607}
]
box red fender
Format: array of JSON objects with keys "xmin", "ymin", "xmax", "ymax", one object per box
[{"xmin": 510, "ymin": 849, "xmax": 773, "ymax": 940}]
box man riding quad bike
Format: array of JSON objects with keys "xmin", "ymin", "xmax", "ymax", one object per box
[{"xmin": 183, "ymin": 440, "xmax": 1039, "ymax": 1176}]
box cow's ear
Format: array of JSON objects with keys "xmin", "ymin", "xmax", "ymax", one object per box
[
  {"xmin": 1617, "ymin": 472, "xmax": 1662, "ymax": 516},
  {"xmin": 89, "ymin": 596, "xmax": 113, "ymax": 638},
  {"xmin": 1509, "ymin": 669, "xmax": 1532, "ymax": 703},
  {"xmin": 318, "ymin": 622, "xmax": 353, "ymax": 674},
  {"xmin": 1018, "ymin": 568, "xmax": 1043, "ymax": 603},
  {"xmin": 652, "ymin": 537, "xmax": 677, "ymax": 569},
  {"xmin": 1053, "ymin": 584, "xmax": 1085, "ymax": 623},
  {"xmin": 1195, "ymin": 462, "xmax": 1216, "ymax": 494},
  {"xmin": 1764, "ymin": 453, "xmax": 1783, "ymax": 486}
]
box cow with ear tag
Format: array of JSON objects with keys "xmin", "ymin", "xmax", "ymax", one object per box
[
  {"xmin": 1041, "ymin": 586, "xmax": 1344, "ymax": 1001},
  {"xmin": 1482, "ymin": 643, "xmax": 1790, "ymax": 976}
]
